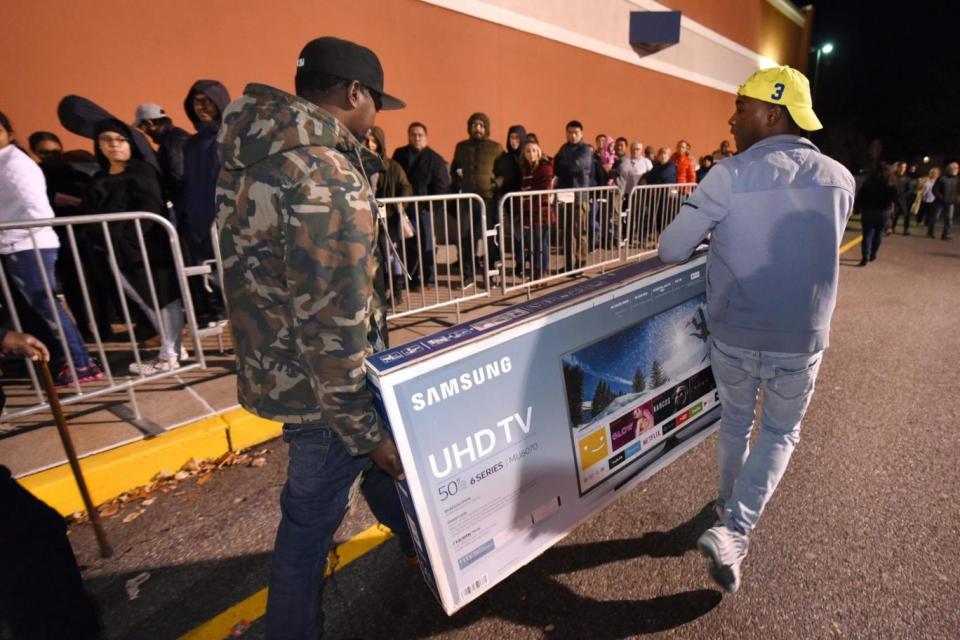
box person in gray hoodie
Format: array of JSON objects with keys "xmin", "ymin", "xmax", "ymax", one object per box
[
  {"xmin": 929, "ymin": 161, "xmax": 957, "ymax": 240},
  {"xmin": 659, "ymin": 66, "xmax": 854, "ymax": 595}
]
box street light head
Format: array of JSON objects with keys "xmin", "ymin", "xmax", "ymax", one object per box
[{"xmin": 821, "ymin": 43, "xmax": 834, "ymax": 55}]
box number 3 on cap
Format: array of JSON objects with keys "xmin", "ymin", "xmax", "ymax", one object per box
[{"xmin": 771, "ymin": 83, "xmax": 785, "ymax": 100}]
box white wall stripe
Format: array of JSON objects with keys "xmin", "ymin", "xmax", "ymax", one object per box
[{"xmin": 419, "ymin": 0, "xmax": 794, "ymax": 95}]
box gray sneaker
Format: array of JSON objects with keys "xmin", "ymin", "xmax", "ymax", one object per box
[{"xmin": 697, "ymin": 524, "xmax": 749, "ymax": 594}]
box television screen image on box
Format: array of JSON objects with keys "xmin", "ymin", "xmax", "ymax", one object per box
[{"xmin": 561, "ymin": 295, "xmax": 718, "ymax": 495}]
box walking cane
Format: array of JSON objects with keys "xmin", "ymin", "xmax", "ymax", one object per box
[{"xmin": 39, "ymin": 360, "xmax": 113, "ymax": 558}]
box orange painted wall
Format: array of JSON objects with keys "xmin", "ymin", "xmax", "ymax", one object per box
[{"xmin": 1, "ymin": 0, "xmax": 798, "ymax": 162}]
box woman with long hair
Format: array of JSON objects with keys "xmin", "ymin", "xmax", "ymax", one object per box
[{"xmin": 519, "ymin": 141, "xmax": 556, "ymax": 280}]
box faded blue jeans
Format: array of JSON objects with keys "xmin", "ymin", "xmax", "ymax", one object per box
[
  {"xmin": 265, "ymin": 423, "xmax": 414, "ymax": 640},
  {"xmin": 710, "ymin": 337, "xmax": 822, "ymax": 535}
]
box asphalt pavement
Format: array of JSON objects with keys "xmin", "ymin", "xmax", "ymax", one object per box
[{"xmin": 58, "ymin": 229, "xmax": 960, "ymax": 640}]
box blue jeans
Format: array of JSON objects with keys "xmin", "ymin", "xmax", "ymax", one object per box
[
  {"xmin": 526, "ymin": 226, "xmax": 551, "ymax": 278},
  {"xmin": 710, "ymin": 338, "xmax": 822, "ymax": 535},
  {"xmin": 3, "ymin": 249, "xmax": 91, "ymax": 370},
  {"xmin": 265, "ymin": 423, "xmax": 414, "ymax": 640}
]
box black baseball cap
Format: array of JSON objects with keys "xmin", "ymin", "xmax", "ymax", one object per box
[{"xmin": 296, "ymin": 36, "xmax": 405, "ymax": 110}]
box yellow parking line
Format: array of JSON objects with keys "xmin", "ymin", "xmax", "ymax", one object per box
[
  {"xmin": 839, "ymin": 235, "xmax": 862, "ymax": 256},
  {"xmin": 178, "ymin": 524, "xmax": 394, "ymax": 640}
]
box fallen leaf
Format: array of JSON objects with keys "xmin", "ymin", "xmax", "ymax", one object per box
[
  {"xmin": 156, "ymin": 469, "xmax": 175, "ymax": 481},
  {"xmin": 174, "ymin": 471, "xmax": 190, "ymax": 481},
  {"xmin": 183, "ymin": 458, "xmax": 199, "ymax": 472},
  {"xmin": 250, "ymin": 458, "xmax": 267, "ymax": 468},
  {"xmin": 141, "ymin": 498, "xmax": 156, "ymax": 507},
  {"xmin": 256, "ymin": 449, "xmax": 269, "ymax": 456},
  {"xmin": 196, "ymin": 473, "xmax": 213, "ymax": 486},
  {"xmin": 233, "ymin": 496, "xmax": 246, "ymax": 504},
  {"xmin": 100, "ymin": 503, "xmax": 120, "ymax": 518},
  {"xmin": 122, "ymin": 510, "xmax": 143, "ymax": 524},
  {"xmin": 173, "ymin": 491, "xmax": 186, "ymax": 497}
]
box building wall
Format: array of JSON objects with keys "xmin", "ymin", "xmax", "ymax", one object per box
[{"xmin": 1, "ymin": 0, "xmax": 806, "ymax": 164}]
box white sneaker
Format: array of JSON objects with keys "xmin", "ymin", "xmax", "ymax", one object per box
[
  {"xmin": 697, "ymin": 524, "xmax": 749, "ymax": 594},
  {"xmin": 128, "ymin": 357, "xmax": 180, "ymax": 376},
  {"xmin": 180, "ymin": 345, "xmax": 190, "ymax": 361}
]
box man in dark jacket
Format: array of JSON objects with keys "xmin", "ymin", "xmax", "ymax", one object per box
[
  {"xmin": 930, "ymin": 161, "xmax": 957, "ymax": 240},
  {"xmin": 183, "ymin": 80, "xmax": 230, "ymax": 321},
  {"xmin": 134, "ymin": 103, "xmax": 190, "ymax": 224},
  {"xmin": 392, "ymin": 122, "xmax": 450, "ymax": 288},
  {"xmin": 451, "ymin": 112, "xmax": 503, "ymax": 286},
  {"xmin": 553, "ymin": 120, "xmax": 594, "ymax": 272},
  {"xmin": 493, "ymin": 124, "xmax": 527, "ymax": 275}
]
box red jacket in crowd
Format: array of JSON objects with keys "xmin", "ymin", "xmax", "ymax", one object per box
[
  {"xmin": 672, "ymin": 152, "xmax": 697, "ymax": 183},
  {"xmin": 521, "ymin": 158, "xmax": 556, "ymax": 226}
]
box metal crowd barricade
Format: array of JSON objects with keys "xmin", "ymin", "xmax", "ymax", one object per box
[
  {"xmin": 0, "ymin": 212, "xmax": 205, "ymax": 423},
  {"xmin": 623, "ymin": 183, "xmax": 697, "ymax": 260},
  {"xmin": 377, "ymin": 193, "xmax": 492, "ymax": 322},
  {"xmin": 499, "ymin": 185, "xmax": 622, "ymax": 294}
]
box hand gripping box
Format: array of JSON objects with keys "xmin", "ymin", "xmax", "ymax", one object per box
[{"xmin": 365, "ymin": 254, "xmax": 720, "ymax": 614}]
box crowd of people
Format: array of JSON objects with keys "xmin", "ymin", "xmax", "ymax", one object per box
[
  {"xmin": 1, "ymin": 80, "xmax": 734, "ymax": 361},
  {"xmin": 855, "ymin": 160, "xmax": 955, "ymax": 265}
]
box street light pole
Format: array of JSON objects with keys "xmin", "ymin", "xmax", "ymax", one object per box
[{"xmin": 812, "ymin": 42, "xmax": 834, "ymax": 102}]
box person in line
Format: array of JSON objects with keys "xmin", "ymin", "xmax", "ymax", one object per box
[
  {"xmin": 712, "ymin": 139, "xmax": 734, "ymax": 160},
  {"xmin": 391, "ymin": 122, "xmax": 450, "ymax": 290},
  {"xmin": 856, "ymin": 164, "xmax": 897, "ymax": 265},
  {"xmin": 182, "ymin": 80, "xmax": 230, "ymax": 322},
  {"xmin": 0, "ymin": 112, "xmax": 103, "ymax": 387},
  {"xmin": 554, "ymin": 120, "xmax": 594, "ymax": 273},
  {"xmin": 451, "ymin": 112, "xmax": 503, "ymax": 287},
  {"xmin": 518, "ymin": 140, "xmax": 555, "ymax": 280},
  {"xmin": 659, "ymin": 66, "xmax": 854, "ymax": 594},
  {"xmin": 366, "ymin": 125, "xmax": 413, "ymax": 305},
  {"xmin": 671, "ymin": 139, "xmax": 697, "ymax": 184},
  {"xmin": 494, "ymin": 124, "xmax": 527, "ymax": 276},
  {"xmin": 697, "ymin": 155, "xmax": 715, "ymax": 182},
  {"xmin": 134, "ymin": 103, "xmax": 190, "ymax": 225},
  {"xmin": 83, "ymin": 118, "xmax": 185, "ymax": 374},
  {"xmin": 28, "ymin": 130, "xmax": 105, "ymax": 339},
  {"xmin": 215, "ymin": 36, "xmax": 416, "ymax": 640},
  {"xmin": 929, "ymin": 161, "xmax": 957, "ymax": 240}
]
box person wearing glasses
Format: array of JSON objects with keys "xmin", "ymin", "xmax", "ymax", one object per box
[{"xmin": 83, "ymin": 118, "xmax": 185, "ymax": 375}]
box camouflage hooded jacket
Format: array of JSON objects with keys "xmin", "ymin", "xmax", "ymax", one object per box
[{"xmin": 216, "ymin": 83, "xmax": 387, "ymax": 456}]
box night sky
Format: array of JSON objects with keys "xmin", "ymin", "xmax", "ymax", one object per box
[{"xmin": 809, "ymin": 1, "xmax": 960, "ymax": 170}]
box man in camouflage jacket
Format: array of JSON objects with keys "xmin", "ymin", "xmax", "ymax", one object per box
[{"xmin": 216, "ymin": 37, "xmax": 413, "ymax": 640}]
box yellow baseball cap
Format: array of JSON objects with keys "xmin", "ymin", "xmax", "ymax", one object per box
[{"xmin": 737, "ymin": 65, "xmax": 823, "ymax": 131}]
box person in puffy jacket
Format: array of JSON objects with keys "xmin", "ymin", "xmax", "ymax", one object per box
[
  {"xmin": 451, "ymin": 112, "xmax": 504, "ymax": 285},
  {"xmin": 671, "ymin": 139, "xmax": 697, "ymax": 183}
]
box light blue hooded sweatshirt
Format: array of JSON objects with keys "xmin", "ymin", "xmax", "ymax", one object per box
[{"xmin": 659, "ymin": 134, "xmax": 854, "ymax": 354}]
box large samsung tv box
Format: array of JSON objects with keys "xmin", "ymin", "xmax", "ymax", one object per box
[{"xmin": 366, "ymin": 254, "xmax": 719, "ymax": 614}]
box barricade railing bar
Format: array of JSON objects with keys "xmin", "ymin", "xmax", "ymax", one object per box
[
  {"xmin": 376, "ymin": 193, "xmax": 492, "ymax": 323},
  {"xmin": 623, "ymin": 183, "xmax": 697, "ymax": 261},
  {"xmin": 0, "ymin": 212, "xmax": 206, "ymax": 422},
  {"xmin": 499, "ymin": 185, "xmax": 623, "ymax": 294}
]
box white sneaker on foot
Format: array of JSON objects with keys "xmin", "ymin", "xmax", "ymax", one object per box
[
  {"xmin": 128, "ymin": 357, "xmax": 180, "ymax": 376},
  {"xmin": 697, "ymin": 523, "xmax": 749, "ymax": 594}
]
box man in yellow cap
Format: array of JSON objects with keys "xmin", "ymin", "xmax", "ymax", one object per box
[{"xmin": 659, "ymin": 66, "xmax": 855, "ymax": 594}]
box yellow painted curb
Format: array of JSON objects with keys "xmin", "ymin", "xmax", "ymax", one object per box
[
  {"xmin": 839, "ymin": 234, "xmax": 862, "ymax": 256},
  {"xmin": 21, "ymin": 415, "xmax": 230, "ymax": 516},
  {"xmin": 178, "ymin": 524, "xmax": 394, "ymax": 640},
  {"xmin": 221, "ymin": 407, "xmax": 282, "ymax": 452}
]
